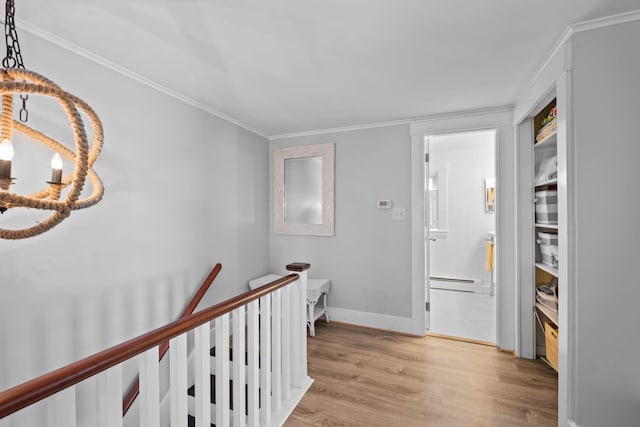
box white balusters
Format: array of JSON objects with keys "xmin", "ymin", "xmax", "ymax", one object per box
[
  {"xmin": 139, "ymin": 347, "xmax": 160, "ymax": 426},
  {"xmin": 298, "ymin": 269, "xmax": 308, "ymax": 381},
  {"xmin": 246, "ymin": 300, "xmax": 260, "ymax": 427},
  {"xmin": 194, "ymin": 322, "xmax": 211, "ymax": 427},
  {"xmin": 272, "ymin": 288, "xmax": 283, "ymax": 412},
  {"xmin": 282, "ymin": 285, "xmax": 292, "ymax": 401},
  {"xmin": 215, "ymin": 314, "xmax": 230, "ymax": 426},
  {"xmin": 170, "ymin": 333, "xmax": 188, "ymax": 427},
  {"xmin": 46, "ymin": 386, "xmax": 76, "ymax": 427},
  {"xmin": 98, "ymin": 365, "xmax": 123, "ymax": 427},
  {"xmin": 259, "ymin": 293, "xmax": 272, "ymax": 425},
  {"xmin": 2, "ymin": 264, "xmax": 312, "ymax": 427},
  {"xmin": 232, "ymin": 306, "xmax": 246, "ymax": 426}
]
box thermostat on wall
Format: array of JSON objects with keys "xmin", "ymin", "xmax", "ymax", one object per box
[{"xmin": 377, "ymin": 200, "xmax": 393, "ymax": 209}]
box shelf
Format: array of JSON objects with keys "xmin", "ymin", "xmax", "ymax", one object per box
[
  {"xmin": 534, "ymin": 178, "xmax": 558, "ymax": 187},
  {"xmin": 540, "ymin": 355, "xmax": 559, "ymax": 372},
  {"xmin": 535, "ymin": 223, "xmax": 558, "ymax": 229},
  {"xmin": 534, "ymin": 131, "xmax": 557, "ymax": 149},
  {"xmin": 536, "ymin": 302, "xmax": 559, "ymax": 327},
  {"xmin": 536, "ymin": 262, "xmax": 558, "ymax": 277}
]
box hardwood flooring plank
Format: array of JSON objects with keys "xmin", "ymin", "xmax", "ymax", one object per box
[{"xmin": 286, "ymin": 322, "xmax": 557, "ymax": 427}]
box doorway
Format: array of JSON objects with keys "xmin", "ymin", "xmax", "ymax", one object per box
[{"xmin": 426, "ymin": 129, "xmax": 497, "ymax": 343}]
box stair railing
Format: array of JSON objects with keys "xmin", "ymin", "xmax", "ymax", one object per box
[
  {"xmin": 122, "ymin": 263, "xmax": 222, "ymax": 416},
  {"xmin": 0, "ymin": 263, "xmax": 312, "ymax": 427}
]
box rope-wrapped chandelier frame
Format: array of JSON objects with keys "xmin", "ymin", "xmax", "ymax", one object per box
[
  {"xmin": 0, "ymin": 68, "xmax": 104, "ymax": 239},
  {"xmin": 0, "ymin": 0, "xmax": 104, "ymax": 240}
]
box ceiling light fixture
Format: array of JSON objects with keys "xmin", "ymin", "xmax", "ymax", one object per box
[{"xmin": 0, "ymin": 0, "xmax": 104, "ymax": 239}]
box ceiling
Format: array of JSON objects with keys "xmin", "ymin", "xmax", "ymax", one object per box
[{"xmin": 16, "ymin": 0, "xmax": 640, "ymax": 137}]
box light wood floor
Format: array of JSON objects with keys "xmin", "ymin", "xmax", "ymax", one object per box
[{"xmin": 285, "ymin": 322, "xmax": 557, "ymax": 427}]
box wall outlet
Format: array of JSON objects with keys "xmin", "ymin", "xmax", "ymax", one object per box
[{"xmin": 392, "ymin": 207, "xmax": 406, "ymax": 221}]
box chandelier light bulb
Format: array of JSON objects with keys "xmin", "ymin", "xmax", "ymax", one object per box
[
  {"xmin": 0, "ymin": 138, "xmax": 14, "ymax": 161},
  {"xmin": 51, "ymin": 152, "xmax": 63, "ymax": 170},
  {"xmin": 50, "ymin": 152, "xmax": 63, "ymax": 185}
]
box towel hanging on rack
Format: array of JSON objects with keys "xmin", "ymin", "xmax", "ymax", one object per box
[{"xmin": 485, "ymin": 241, "xmax": 494, "ymax": 272}]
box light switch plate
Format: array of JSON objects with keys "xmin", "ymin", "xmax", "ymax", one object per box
[{"xmin": 392, "ymin": 207, "xmax": 406, "ymax": 221}]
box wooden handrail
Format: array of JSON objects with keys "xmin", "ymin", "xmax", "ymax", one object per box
[
  {"xmin": 122, "ymin": 263, "xmax": 222, "ymax": 415},
  {"xmin": 0, "ymin": 274, "xmax": 300, "ymax": 419}
]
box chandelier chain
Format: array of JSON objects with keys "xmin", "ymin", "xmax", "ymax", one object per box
[{"xmin": 3, "ymin": 0, "xmax": 28, "ymax": 122}]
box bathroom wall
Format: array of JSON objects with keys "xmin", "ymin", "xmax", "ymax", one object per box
[{"xmin": 428, "ymin": 130, "xmax": 496, "ymax": 287}]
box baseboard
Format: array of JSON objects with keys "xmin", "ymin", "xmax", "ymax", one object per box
[
  {"xmin": 327, "ymin": 307, "xmax": 413, "ymax": 335},
  {"xmin": 269, "ymin": 376, "xmax": 314, "ymax": 427},
  {"xmin": 426, "ymin": 331, "xmax": 495, "ymax": 347},
  {"xmin": 568, "ymin": 419, "xmax": 580, "ymax": 427}
]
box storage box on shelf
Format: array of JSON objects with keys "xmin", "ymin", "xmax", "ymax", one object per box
[
  {"xmin": 544, "ymin": 322, "xmax": 559, "ymax": 371},
  {"xmin": 535, "ymin": 190, "xmax": 558, "ymax": 225},
  {"xmin": 532, "ymin": 98, "xmax": 560, "ymax": 373},
  {"xmin": 537, "ymin": 231, "xmax": 559, "ymax": 267}
]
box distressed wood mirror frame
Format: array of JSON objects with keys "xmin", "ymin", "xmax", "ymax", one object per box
[{"xmin": 274, "ymin": 143, "xmax": 335, "ymax": 236}]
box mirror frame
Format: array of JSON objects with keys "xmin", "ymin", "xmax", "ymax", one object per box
[{"xmin": 274, "ymin": 143, "xmax": 335, "ymax": 236}]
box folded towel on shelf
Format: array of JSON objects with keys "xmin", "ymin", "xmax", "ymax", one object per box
[{"xmin": 535, "ymin": 155, "xmax": 558, "ymax": 185}]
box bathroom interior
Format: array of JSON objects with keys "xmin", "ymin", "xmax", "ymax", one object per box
[{"xmin": 426, "ymin": 129, "xmax": 497, "ymax": 343}]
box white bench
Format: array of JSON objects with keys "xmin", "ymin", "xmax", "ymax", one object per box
[{"xmin": 249, "ymin": 274, "xmax": 331, "ymax": 337}]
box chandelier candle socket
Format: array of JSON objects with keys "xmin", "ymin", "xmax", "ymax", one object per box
[
  {"xmin": 0, "ymin": 138, "xmax": 12, "ymax": 183},
  {"xmin": 50, "ymin": 153, "xmax": 63, "ymax": 185},
  {"xmin": 0, "ymin": 0, "xmax": 104, "ymax": 239}
]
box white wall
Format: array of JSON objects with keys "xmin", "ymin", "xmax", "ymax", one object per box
[
  {"xmin": 429, "ymin": 131, "xmax": 495, "ymax": 286},
  {"xmin": 571, "ymin": 20, "xmax": 640, "ymax": 427},
  {"xmin": 269, "ymin": 125, "xmax": 414, "ymax": 332},
  {"xmin": 0, "ymin": 30, "xmax": 270, "ymax": 424}
]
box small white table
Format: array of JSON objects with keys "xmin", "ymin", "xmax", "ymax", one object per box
[{"xmin": 249, "ymin": 275, "xmax": 331, "ymax": 337}]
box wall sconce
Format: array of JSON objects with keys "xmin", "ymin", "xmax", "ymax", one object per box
[{"xmin": 0, "ymin": 0, "xmax": 104, "ymax": 239}]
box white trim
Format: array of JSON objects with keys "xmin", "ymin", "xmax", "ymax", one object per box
[
  {"xmin": 518, "ymin": 9, "xmax": 640, "ymax": 109},
  {"xmin": 327, "ymin": 307, "xmax": 414, "ymax": 335},
  {"xmin": 267, "ymin": 376, "xmax": 313, "ymax": 427},
  {"xmin": 270, "ymin": 106, "xmax": 513, "ymax": 140},
  {"xmin": 14, "ymin": 18, "xmax": 267, "ymax": 138},
  {"xmin": 568, "ymin": 419, "xmax": 580, "ymax": 427},
  {"xmin": 410, "ymin": 111, "xmax": 511, "ymax": 350},
  {"xmin": 520, "ymin": 27, "xmax": 574, "ymax": 96}
]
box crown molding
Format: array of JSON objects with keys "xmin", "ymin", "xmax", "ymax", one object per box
[
  {"xmin": 13, "ymin": 18, "xmax": 268, "ymax": 139},
  {"xmin": 572, "ymin": 8, "xmax": 640, "ymax": 33},
  {"xmin": 520, "ymin": 9, "xmax": 640, "ymax": 95},
  {"xmin": 269, "ymin": 105, "xmax": 514, "ymax": 140}
]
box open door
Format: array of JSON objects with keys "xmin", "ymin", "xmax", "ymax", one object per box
[{"xmin": 424, "ymin": 139, "xmax": 431, "ymax": 331}]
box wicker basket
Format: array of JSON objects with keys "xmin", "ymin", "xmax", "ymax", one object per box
[{"xmin": 544, "ymin": 322, "xmax": 559, "ymax": 371}]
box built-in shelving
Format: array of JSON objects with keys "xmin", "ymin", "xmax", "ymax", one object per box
[
  {"xmin": 536, "ymin": 262, "xmax": 558, "ymax": 277},
  {"xmin": 534, "ymin": 178, "xmax": 558, "ymax": 187},
  {"xmin": 536, "ymin": 302, "xmax": 558, "ymax": 327},
  {"xmin": 535, "ymin": 223, "xmax": 558, "ymax": 230},
  {"xmin": 534, "ymin": 131, "xmax": 557, "ymax": 149},
  {"xmin": 532, "ymin": 98, "xmax": 559, "ymax": 373}
]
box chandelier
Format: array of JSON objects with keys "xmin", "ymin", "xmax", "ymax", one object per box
[{"xmin": 0, "ymin": 0, "xmax": 103, "ymax": 239}]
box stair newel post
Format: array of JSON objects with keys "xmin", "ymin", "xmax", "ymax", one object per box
[
  {"xmin": 286, "ymin": 263, "xmax": 310, "ymax": 388},
  {"xmin": 281, "ymin": 285, "xmax": 292, "ymax": 401}
]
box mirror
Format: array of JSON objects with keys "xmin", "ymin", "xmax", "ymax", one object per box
[
  {"xmin": 274, "ymin": 143, "xmax": 334, "ymax": 236},
  {"xmin": 284, "ymin": 156, "xmax": 323, "ymax": 224}
]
